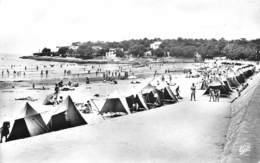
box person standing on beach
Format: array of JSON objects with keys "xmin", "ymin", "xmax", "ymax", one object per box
[
  {"xmin": 215, "ymin": 89, "xmax": 220, "ymax": 102},
  {"xmin": 40, "ymin": 70, "xmax": 43, "ymax": 78},
  {"xmin": 86, "ymin": 77, "xmax": 90, "ymax": 84},
  {"xmin": 190, "ymin": 83, "xmax": 196, "ymax": 101},
  {"xmin": 54, "ymin": 83, "xmax": 59, "ymax": 98},
  {"xmin": 154, "ymin": 70, "xmax": 157, "ymax": 77},
  {"xmin": 169, "ymin": 74, "xmax": 172, "ymax": 82},
  {"xmin": 45, "ymin": 70, "xmax": 48, "ymax": 78},
  {"xmin": 176, "ymin": 86, "xmax": 180, "ymax": 99},
  {"xmin": 209, "ymin": 88, "xmax": 215, "ymax": 102},
  {"xmin": 87, "ymin": 101, "xmax": 92, "ymax": 112}
]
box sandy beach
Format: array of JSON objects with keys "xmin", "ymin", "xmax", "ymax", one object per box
[
  {"xmin": 0, "ymin": 56, "xmax": 198, "ymax": 122},
  {"xmin": 0, "ymin": 73, "xmax": 233, "ymax": 163},
  {"xmin": 0, "ymin": 56, "xmax": 258, "ymax": 163}
]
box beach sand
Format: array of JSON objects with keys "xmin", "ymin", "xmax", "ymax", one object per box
[
  {"xmin": 0, "ymin": 88, "xmax": 231, "ymax": 163},
  {"xmin": 0, "ymin": 67, "xmax": 235, "ymax": 163},
  {"xmin": 1, "ymin": 57, "xmax": 244, "ymax": 163},
  {"xmin": 0, "ymin": 61, "xmax": 198, "ymax": 122}
]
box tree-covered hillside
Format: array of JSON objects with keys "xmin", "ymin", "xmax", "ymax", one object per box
[{"xmin": 35, "ymin": 38, "xmax": 260, "ymax": 61}]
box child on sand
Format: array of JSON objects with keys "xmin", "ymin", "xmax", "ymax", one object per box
[{"xmin": 0, "ymin": 121, "xmax": 10, "ymax": 143}]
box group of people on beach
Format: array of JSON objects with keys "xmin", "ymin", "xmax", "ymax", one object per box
[
  {"xmin": 209, "ymin": 88, "xmax": 220, "ymax": 102},
  {"xmin": 82, "ymin": 100, "xmax": 93, "ymax": 113}
]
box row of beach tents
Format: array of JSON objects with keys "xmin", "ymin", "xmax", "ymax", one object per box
[
  {"xmin": 96, "ymin": 83, "xmax": 178, "ymax": 115},
  {"xmin": 6, "ymin": 96, "xmax": 87, "ymax": 142},
  {"xmin": 203, "ymin": 64, "xmax": 255, "ymax": 96},
  {"xmin": 4, "ymin": 77, "xmax": 179, "ymax": 142}
]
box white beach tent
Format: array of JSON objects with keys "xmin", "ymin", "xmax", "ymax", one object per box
[
  {"xmin": 135, "ymin": 93, "xmax": 149, "ymax": 110},
  {"xmin": 47, "ymin": 96, "xmax": 87, "ymax": 131},
  {"xmin": 124, "ymin": 91, "xmax": 149, "ymax": 111},
  {"xmin": 154, "ymin": 81, "xmax": 178, "ymax": 103},
  {"xmin": 7, "ymin": 102, "xmax": 49, "ymax": 141},
  {"xmin": 99, "ymin": 91, "xmax": 131, "ymax": 115}
]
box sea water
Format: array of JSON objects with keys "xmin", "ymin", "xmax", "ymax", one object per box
[{"xmin": 0, "ymin": 54, "xmax": 125, "ymax": 81}]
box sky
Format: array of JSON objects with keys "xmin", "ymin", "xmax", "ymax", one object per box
[{"xmin": 0, "ymin": 0, "xmax": 260, "ymax": 55}]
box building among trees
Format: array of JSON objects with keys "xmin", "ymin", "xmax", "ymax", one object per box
[
  {"xmin": 150, "ymin": 41, "xmax": 162, "ymax": 50},
  {"xmin": 105, "ymin": 48, "xmax": 124, "ymax": 58}
]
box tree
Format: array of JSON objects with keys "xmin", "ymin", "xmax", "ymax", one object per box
[
  {"xmin": 35, "ymin": 37, "xmax": 260, "ymax": 60},
  {"xmin": 96, "ymin": 48, "xmax": 108, "ymax": 56},
  {"xmin": 152, "ymin": 48, "xmax": 164, "ymax": 57},
  {"xmin": 77, "ymin": 43, "xmax": 94, "ymax": 59},
  {"xmin": 42, "ymin": 47, "xmax": 51, "ymax": 53},
  {"xmin": 115, "ymin": 49, "xmax": 125, "ymax": 57},
  {"xmin": 58, "ymin": 47, "xmax": 69, "ymax": 57},
  {"xmin": 41, "ymin": 48, "xmax": 51, "ymax": 56},
  {"xmin": 128, "ymin": 44, "xmax": 146, "ymax": 57}
]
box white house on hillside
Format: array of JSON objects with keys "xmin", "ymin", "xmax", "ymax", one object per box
[
  {"xmin": 105, "ymin": 48, "xmax": 116, "ymax": 58},
  {"xmin": 92, "ymin": 46, "xmax": 102, "ymax": 51},
  {"xmin": 70, "ymin": 42, "xmax": 81, "ymax": 50},
  {"xmin": 150, "ymin": 41, "xmax": 162, "ymax": 50},
  {"xmin": 194, "ymin": 52, "xmax": 203, "ymax": 62},
  {"xmin": 106, "ymin": 48, "xmax": 124, "ymax": 58},
  {"xmin": 144, "ymin": 50, "xmax": 152, "ymax": 56}
]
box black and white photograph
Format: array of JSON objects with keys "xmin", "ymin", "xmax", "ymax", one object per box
[{"xmin": 0, "ymin": 0, "xmax": 260, "ymax": 162}]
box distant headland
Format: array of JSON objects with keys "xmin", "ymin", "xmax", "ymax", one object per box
[{"xmin": 22, "ymin": 38, "xmax": 260, "ymax": 63}]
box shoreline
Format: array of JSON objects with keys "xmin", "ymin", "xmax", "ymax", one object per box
[{"xmin": 20, "ymin": 55, "xmax": 196, "ymax": 64}]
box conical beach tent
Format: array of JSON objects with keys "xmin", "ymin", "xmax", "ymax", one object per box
[
  {"xmin": 236, "ymin": 73, "xmax": 246, "ymax": 84},
  {"xmin": 227, "ymin": 77, "xmax": 240, "ymax": 88},
  {"xmin": 126, "ymin": 93, "xmax": 149, "ymax": 111},
  {"xmin": 162, "ymin": 86, "xmax": 178, "ymax": 104},
  {"xmin": 200, "ymin": 80, "xmax": 208, "ymax": 90},
  {"xmin": 141, "ymin": 85, "xmax": 163, "ymax": 108},
  {"xmin": 126, "ymin": 95, "xmax": 135, "ymax": 111},
  {"xmin": 204, "ymin": 82, "xmax": 231, "ymax": 96},
  {"xmin": 7, "ymin": 103, "xmax": 48, "ymax": 141},
  {"xmin": 134, "ymin": 93, "xmax": 149, "ymax": 110},
  {"xmin": 99, "ymin": 91, "xmax": 131, "ymax": 114},
  {"xmin": 223, "ymin": 80, "xmax": 233, "ymax": 92},
  {"xmin": 47, "ymin": 96, "xmax": 87, "ymax": 131}
]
